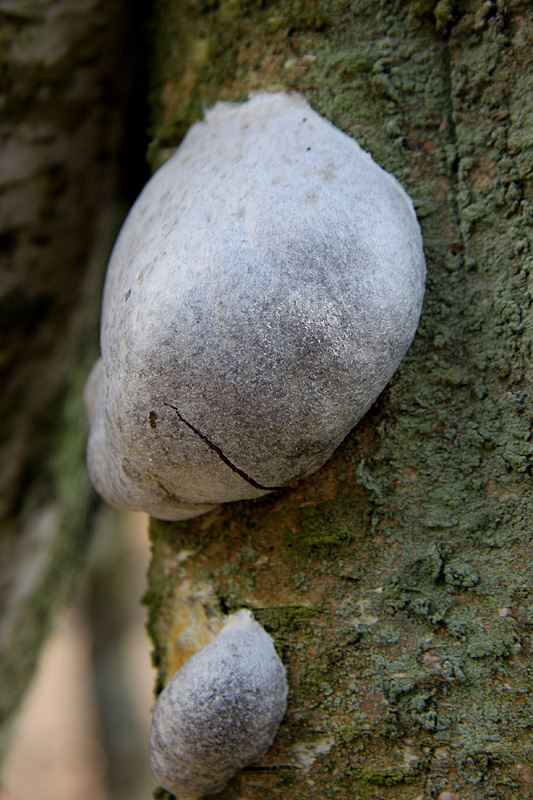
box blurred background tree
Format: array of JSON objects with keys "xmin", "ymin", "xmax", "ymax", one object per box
[{"xmin": 0, "ymin": 0, "xmax": 152, "ymax": 789}]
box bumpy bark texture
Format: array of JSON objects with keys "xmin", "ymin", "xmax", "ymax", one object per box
[
  {"xmin": 0, "ymin": 0, "xmax": 134, "ymax": 757},
  {"xmin": 145, "ymin": 1, "xmax": 533, "ymax": 797}
]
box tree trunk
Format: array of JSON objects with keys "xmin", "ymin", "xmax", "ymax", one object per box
[
  {"xmin": 0, "ymin": 0, "xmax": 141, "ymax": 757},
  {"xmin": 146, "ymin": 0, "xmax": 533, "ymax": 798}
]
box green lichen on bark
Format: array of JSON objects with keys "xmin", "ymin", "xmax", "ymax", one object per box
[{"xmin": 146, "ymin": 1, "xmax": 533, "ymax": 797}]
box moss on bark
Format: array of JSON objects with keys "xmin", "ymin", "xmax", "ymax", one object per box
[{"xmin": 146, "ymin": 1, "xmax": 533, "ymax": 797}]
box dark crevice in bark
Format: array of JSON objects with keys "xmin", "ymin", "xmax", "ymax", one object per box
[{"xmin": 441, "ymin": 42, "xmax": 466, "ymax": 265}]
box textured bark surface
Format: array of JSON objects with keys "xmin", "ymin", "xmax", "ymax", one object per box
[
  {"xmin": 145, "ymin": 1, "xmax": 533, "ymax": 798},
  {"xmin": 0, "ymin": 0, "xmax": 135, "ymax": 756}
]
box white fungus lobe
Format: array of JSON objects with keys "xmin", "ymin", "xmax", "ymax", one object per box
[
  {"xmin": 149, "ymin": 610, "xmax": 288, "ymax": 798},
  {"xmin": 86, "ymin": 92, "xmax": 426, "ymax": 520}
]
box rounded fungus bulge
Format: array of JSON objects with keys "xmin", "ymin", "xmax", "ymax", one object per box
[
  {"xmin": 86, "ymin": 91, "xmax": 426, "ymax": 520},
  {"xmin": 149, "ymin": 610, "xmax": 288, "ymax": 798}
]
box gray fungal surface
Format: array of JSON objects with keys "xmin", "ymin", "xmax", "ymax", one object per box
[
  {"xmin": 86, "ymin": 92, "xmax": 426, "ymax": 520},
  {"xmin": 149, "ymin": 610, "xmax": 288, "ymax": 798}
]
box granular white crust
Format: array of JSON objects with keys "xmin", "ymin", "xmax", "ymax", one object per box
[
  {"xmin": 149, "ymin": 610, "xmax": 288, "ymax": 797},
  {"xmin": 86, "ymin": 92, "xmax": 426, "ymax": 519}
]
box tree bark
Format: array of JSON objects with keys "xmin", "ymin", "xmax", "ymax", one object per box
[{"xmin": 146, "ymin": 0, "xmax": 533, "ymax": 798}]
